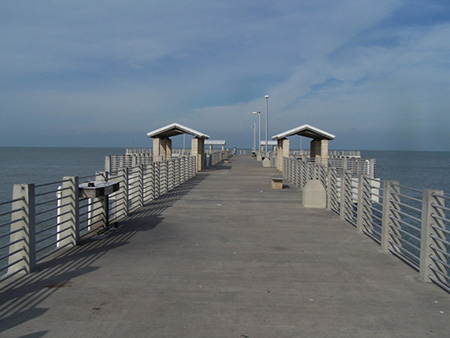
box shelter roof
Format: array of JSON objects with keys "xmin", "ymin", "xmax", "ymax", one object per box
[
  {"xmin": 205, "ymin": 140, "xmax": 226, "ymax": 146},
  {"xmin": 147, "ymin": 123, "xmax": 210, "ymax": 139},
  {"xmin": 272, "ymin": 124, "xmax": 335, "ymax": 140},
  {"xmin": 260, "ymin": 140, "xmax": 277, "ymax": 146}
]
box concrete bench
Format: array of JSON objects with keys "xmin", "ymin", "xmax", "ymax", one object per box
[{"xmin": 271, "ymin": 176, "xmax": 283, "ymax": 189}]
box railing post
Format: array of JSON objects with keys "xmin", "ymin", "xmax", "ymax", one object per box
[
  {"xmin": 339, "ymin": 172, "xmax": 346, "ymax": 220},
  {"xmin": 142, "ymin": 164, "xmax": 150, "ymax": 204},
  {"xmin": 154, "ymin": 161, "xmax": 161, "ymax": 199},
  {"xmin": 137, "ymin": 164, "xmax": 144, "ymax": 208},
  {"xmin": 57, "ymin": 176, "xmax": 80, "ymax": 247},
  {"xmin": 356, "ymin": 175, "xmax": 366, "ymax": 234},
  {"xmin": 105, "ymin": 156, "xmax": 112, "ymax": 173},
  {"xmin": 381, "ymin": 180, "xmax": 401, "ymax": 253},
  {"xmin": 9, "ymin": 184, "xmax": 36, "ymax": 274},
  {"xmin": 419, "ymin": 189, "xmax": 445, "ymax": 282},
  {"xmin": 168, "ymin": 160, "xmax": 174, "ymax": 191},
  {"xmin": 299, "ymin": 159, "xmax": 308, "ymax": 190},
  {"xmin": 326, "ymin": 168, "xmax": 332, "ymax": 210},
  {"xmin": 116, "ymin": 168, "xmax": 129, "ymax": 222}
]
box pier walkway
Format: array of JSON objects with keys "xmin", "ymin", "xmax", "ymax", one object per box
[{"xmin": 1, "ymin": 156, "xmax": 449, "ymax": 337}]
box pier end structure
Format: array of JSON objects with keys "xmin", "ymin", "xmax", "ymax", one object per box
[
  {"xmin": 205, "ymin": 139, "xmax": 226, "ymax": 153},
  {"xmin": 147, "ymin": 123, "xmax": 210, "ymax": 171},
  {"xmin": 272, "ymin": 124, "xmax": 335, "ymax": 172}
]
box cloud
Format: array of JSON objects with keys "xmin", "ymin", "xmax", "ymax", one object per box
[{"xmin": 0, "ymin": 0, "xmax": 449, "ymax": 150}]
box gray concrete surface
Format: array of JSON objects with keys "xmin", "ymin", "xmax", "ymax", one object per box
[{"xmin": 1, "ymin": 156, "xmax": 449, "ymax": 337}]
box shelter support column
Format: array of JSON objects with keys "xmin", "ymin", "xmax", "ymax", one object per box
[
  {"xmin": 277, "ymin": 138, "xmax": 289, "ymax": 171},
  {"xmin": 191, "ymin": 137, "xmax": 205, "ymax": 171},
  {"xmin": 320, "ymin": 139, "xmax": 328, "ymax": 167},
  {"xmin": 310, "ymin": 139, "xmax": 329, "ymax": 166},
  {"xmin": 153, "ymin": 137, "xmax": 172, "ymax": 161},
  {"xmin": 164, "ymin": 138, "xmax": 172, "ymax": 160}
]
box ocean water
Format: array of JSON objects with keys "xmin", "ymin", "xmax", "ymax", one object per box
[
  {"xmin": 0, "ymin": 148, "xmax": 449, "ymax": 201},
  {"xmin": 0, "ymin": 147, "xmax": 126, "ymax": 203},
  {"xmin": 361, "ymin": 150, "xmax": 450, "ymax": 193}
]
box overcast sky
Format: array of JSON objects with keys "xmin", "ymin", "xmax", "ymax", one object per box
[{"xmin": 1, "ymin": 0, "xmax": 449, "ymax": 150}]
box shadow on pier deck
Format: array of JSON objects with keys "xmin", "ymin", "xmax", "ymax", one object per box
[{"xmin": 1, "ymin": 156, "xmax": 449, "ymax": 337}]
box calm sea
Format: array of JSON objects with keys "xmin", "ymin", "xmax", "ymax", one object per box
[
  {"xmin": 361, "ymin": 150, "xmax": 450, "ymax": 194},
  {"xmin": 0, "ymin": 147, "xmax": 126, "ymax": 203},
  {"xmin": 0, "ymin": 148, "xmax": 449, "ymax": 201}
]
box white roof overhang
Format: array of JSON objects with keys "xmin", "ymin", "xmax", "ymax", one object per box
[
  {"xmin": 147, "ymin": 123, "xmax": 210, "ymax": 139},
  {"xmin": 272, "ymin": 124, "xmax": 335, "ymax": 141}
]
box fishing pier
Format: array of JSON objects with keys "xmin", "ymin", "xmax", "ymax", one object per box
[{"xmin": 0, "ymin": 123, "xmax": 449, "ymax": 337}]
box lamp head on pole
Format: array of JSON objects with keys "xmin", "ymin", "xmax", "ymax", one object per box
[
  {"xmin": 252, "ymin": 111, "xmax": 261, "ymax": 115},
  {"xmin": 265, "ymin": 95, "xmax": 270, "ymax": 99}
]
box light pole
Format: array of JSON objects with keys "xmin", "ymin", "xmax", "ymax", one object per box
[
  {"xmin": 251, "ymin": 123, "xmax": 256, "ymax": 153},
  {"xmin": 265, "ymin": 95, "xmax": 269, "ymax": 156},
  {"xmin": 252, "ymin": 111, "xmax": 261, "ymax": 154}
]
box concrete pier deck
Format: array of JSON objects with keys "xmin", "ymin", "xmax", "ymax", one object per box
[{"xmin": 1, "ymin": 156, "xmax": 449, "ymax": 337}]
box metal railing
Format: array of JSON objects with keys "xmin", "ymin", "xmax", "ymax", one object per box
[
  {"xmin": 0, "ymin": 156, "xmax": 197, "ymax": 281},
  {"xmin": 282, "ymin": 156, "xmax": 450, "ymax": 293}
]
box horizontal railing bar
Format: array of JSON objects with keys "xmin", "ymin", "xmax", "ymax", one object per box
[
  {"xmin": 35, "ymin": 180, "xmax": 68, "ymax": 188},
  {"xmin": 430, "ymin": 224, "xmax": 450, "ymax": 235},
  {"xmin": 0, "ymin": 206, "xmax": 24, "ymax": 218},
  {"xmin": 389, "ymin": 208, "xmax": 422, "ymax": 224},
  {"xmin": 431, "ymin": 213, "xmax": 450, "ymax": 224},
  {"xmin": 430, "ymin": 254, "xmax": 450, "ymax": 270},
  {"xmin": 36, "ymin": 242, "xmax": 72, "ymax": 263},
  {"xmin": 429, "ymin": 275, "xmax": 450, "ymax": 293},
  {"xmin": 388, "ymin": 229, "xmax": 421, "ymax": 252},
  {"xmin": 391, "ymin": 192, "xmax": 422, "ymax": 204},
  {"xmin": 389, "ymin": 215, "xmax": 421, "ymax": 233},
  {"xmin": 0, "ymin": 247, "xmax": 25, "ymax": 261},
  {"xmin": 36, "ymin": 231, "xmax": 59, "ymax": 244},
  {"xmin": 36, "ymin": 240, "xmax": 60, "ymax": 255},
  {"xmin": 35, "ymin": 189, "xmax": 66, "ymax": 198},
  {"xmin": 0, "ymin": 257, "xmax": 26, "ymax": 273},
  {"xmin": 35, "ymin": 210, "xmax": 70, "ymax": 226},
  {"xmin": 35, "ymin": 196, "xmax": 64, "ymax": 207},
  {"xmin": 429, "ymin": 265, "xmax": 450, "ymax": 281},
  {"xmin": 390, "ymin": 200, "xmax": 422, "ymax": 213},
  {"xmin": 430, "ymin": 244, "xmax": 450, "ymax": 259},
  {"xmin": 79, "ymin": 210, "xmax": 90, "ymax": 218},
  {"xmin": 35, "ymin": 203, "xmax": 68, "ymax": 216},
  {"xmin": 391, "ymin": 183, "xmax": 423, "ymax": 194},
  {"xmin": 0, "ymin": 217, "xmax": 25, "ymax": 230},
  {"xmin": 388, "ymin": 240, "xmax": 420, "ymax": 270},
  {"xmin": 388, "ymin": 223, "xmax": 421, "ymax": 244},
  {"xmin": 432, "ymin": 193, "xmax": 450, "ymax": 201},
  {"xmin": 0, "ymin": 197, "xmax": 24, "ymax": 207},
  {"xmin": 431, "ymin": 203, "xmax": 450, "ymax": 213},
  {"xmin": 35, "ymin": 220, "xmax": 68, "ymax": 235},
  {"xmin": 430, "ymin": 234, "xmax": 450, "ymax": 247},
  {"xmin": 0, "ymin": 237, "xmax": 23, "ymax": 251},
  {"xmin": 365, "ymin": 212, "xmax": 382, "ymax": 224},
  {"xmin": 0, "ymin": 226, "xmax": 23, "ymax": 239},
  {"xmin": 362, "ymin": 228, "xmax": 381, "ymax": 243}
]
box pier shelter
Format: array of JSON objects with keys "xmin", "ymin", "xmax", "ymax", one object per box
[
  {"xmin": 272, "ymin": 124, "xmax": 335, "ymax": 171},
  {"xmin": 260, "ymin": 140, "xmax": 277, "ymax": 155},
  {"xmin": 205, "ymin": 140, "xmax": 226, "ymax": 153},
  {"xmin": 147, "ymin": 123, "xmax": 210, "ymax": 171}
]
